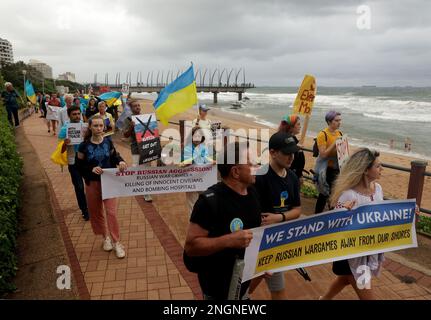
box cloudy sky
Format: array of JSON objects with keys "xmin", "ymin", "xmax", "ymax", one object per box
[{"xmin": 1, "ymin": 0, "xmax": 430, "ymax": 86}]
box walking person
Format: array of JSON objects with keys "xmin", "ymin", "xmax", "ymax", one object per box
[
  {"xmin": 58, "ymin": 106, "xmax": 90, "ymax": 221},
  {"xmin": 95, "ymin": 100, "xmax": 115, "ymax": 138},
  {"xmin": 122, "ymin": 99, "xmax": 154, "ymax": 202},
  {"xmin": 314, "ymin": 110, "xmax": 343, "ymax": 213},
  {"xmin": 84, "ymin": 97, "xmax": 98, "ymax": 122},
  {"xmin": 76, "ymin": 115, "xmax": 127, "ymax": 258},
  {"xmin": 320, "ymin": 148, "xmax": 384, "ymax": 300},
  {"xmin": 184, "ymin": 142, "xmax": 262, "ymax": 300},
  {"xmin": 278, "ymin": 114, "xmax": 305, "ymax": 185},
  {"xmin": 47, "ymin": 93, "xmax": 61, "ymax": 135},
  {"xmin": 253, "ymin": 132, "xmax": 301, "ymax": 300},
  {"xmin": 1, "ymin": 82, "xmax": 20, "ymax": 127}
]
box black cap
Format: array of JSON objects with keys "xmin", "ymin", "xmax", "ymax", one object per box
[{"xmin": 269, "ymin": 132, "xmax": 299, "ymax": 155}]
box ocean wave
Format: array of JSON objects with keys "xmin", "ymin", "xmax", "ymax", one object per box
[{"xmin": 362, "ymin": 112, "xmax": 431, "ymax": 123}]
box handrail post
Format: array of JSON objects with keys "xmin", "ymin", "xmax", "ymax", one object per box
[
  {"xmin": 407, "ymin": 160, "xmax": 428, "ymax": 208},
  {"xmin": 179, "ymin": 120, "xmax": 185, "ymax": 162}
]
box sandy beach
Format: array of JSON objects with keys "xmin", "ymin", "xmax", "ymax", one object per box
[{"xmin": 136, "ymin": 99, "xmax": 431, "ymax": 211}]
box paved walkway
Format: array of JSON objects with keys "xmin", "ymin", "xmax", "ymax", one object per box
[{"xmin": 20, "ymin": 113, "xmax": 431, "ymax": 300}]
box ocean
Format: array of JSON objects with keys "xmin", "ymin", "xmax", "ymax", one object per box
[{"xmin": 193, "ymin": 87, "xmax": 431, "ymax": 160}]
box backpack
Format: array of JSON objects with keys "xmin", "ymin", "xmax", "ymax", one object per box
[
  {"xmin": 312, "ymin": 130, "xmax": 342, "ymax": 157},
  {"xmin": 183, "ymin": 189, "xmax": 218, "ymax": 273}
]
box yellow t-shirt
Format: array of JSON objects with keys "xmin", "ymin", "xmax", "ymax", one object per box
[{"xmin": 316, "ymin": 127, "xmax": 342, "ymax": 168}]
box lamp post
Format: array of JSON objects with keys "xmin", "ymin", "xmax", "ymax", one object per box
[{"xmin": 22, "ymin": 69, "xmax": 27, "ymax": 104}]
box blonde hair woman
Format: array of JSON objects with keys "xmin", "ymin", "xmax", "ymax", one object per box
[{"xmin": 320, "ymin": 148, "xmax": 384, "ymax": 300}]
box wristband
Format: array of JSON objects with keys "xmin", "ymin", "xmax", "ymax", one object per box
[{"xmin": 279, "ymin": 212, "xmax": 286, "ymax": 222}]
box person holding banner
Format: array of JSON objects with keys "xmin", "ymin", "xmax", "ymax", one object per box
[
  {"xmin": 253, "ymin": 131, "xmax": 301, "ymax": 300},
  {"xmin": 184, "ymin": 142, "xmax": 261, "ymax": 300},
  {"xmin": 183, "ymin": 126, "xmax": 216, "ymax": 214},
  {"xmin": 321, "ymin": 148, "xmax": 384, "ymax": 300},
  {"xmin": 278, "ymin": 114, "xmax": 305, "ymax": 184},
  {"xmin": 76, "ymin": 116, "xmax": 127, "ymax": 259},
  {"xmin": 58, "ymin": 106, "xmax": 90, "ymax": 221},
  {"xmin": 314, "ymin": 110, "xmax": 343, "ymax": 214}
]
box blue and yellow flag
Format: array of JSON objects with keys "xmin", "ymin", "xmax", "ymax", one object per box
[
  {"xmin": 153, "ymin": 65, "xmax": 198, "ymax": 125},
  {"xmin": 25, "ymin": 80, "xmax": 37, "ymax": 104},
  {"xmin": 98, "ymin": 91, "xmax": 122, "ymax": 107}
]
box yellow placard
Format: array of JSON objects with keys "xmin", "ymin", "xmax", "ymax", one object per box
[{"xmin": 292, "ymin": 75, "xmax": 316, "ymax": 116}]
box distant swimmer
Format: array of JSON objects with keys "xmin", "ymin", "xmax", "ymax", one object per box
[{"xmin": 404, "ymin": 137, "xmax": 412, "ymax": 152}]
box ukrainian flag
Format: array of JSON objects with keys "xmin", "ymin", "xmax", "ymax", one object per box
[
  {"xmin": 25, "ymin": 80, "xmax": 37, "ymax": 104},
  {"xmin": 98, "ymin": 91, "xmax": 122, "ymax": 107},
  {"xmin": 153, "ymin": 65, "xmax": 198, "ymax": 125}
]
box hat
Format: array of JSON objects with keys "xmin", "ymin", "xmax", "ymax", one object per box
[
  {"xmin": 199, "ymin": 104, "xmax": 210, "ymax": 111},
  {"xmin": 282, "ymin": 114, "xmax": 299, "ymax": 126},
  {"xmin": 269, "ymin": 132, "xmax": 299, "ymax": 155}
]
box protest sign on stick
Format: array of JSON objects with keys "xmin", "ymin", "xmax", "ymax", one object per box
[{"xmin": 292, "ymin": 75, "xmax": 317, "ymax": 144}]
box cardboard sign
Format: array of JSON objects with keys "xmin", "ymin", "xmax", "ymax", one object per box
[
  {"xmin": 132, "ymin": 113, "xmax": 161, "ymax": 164},
  {"xmin": 210, "ymin": 121, "xmax": 222, "ymax": 139},
  {"xmin": 336, "ymin": 135, "xmax": 350, "ymax": 170},
  {"xmin": 66, "ymin": 123, "xmax": 88, "ymax": 145},
  {"xmin": 293, "ymin": 75, "xmax": 316, "ymax": 116},
  {"xmin": 46, "ymin": 105, "xmax": 61, "ymax": 121}
]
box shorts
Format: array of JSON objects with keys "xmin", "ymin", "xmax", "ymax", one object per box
[
  {"xmin": 264, "ymin": 272, "xmax": 285, "ymax": 292},
  {"xmin": 332, "ymin": 259, "xmax": 352, "ymax": 276}
]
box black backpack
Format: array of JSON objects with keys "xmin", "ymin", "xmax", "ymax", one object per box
[
  {"xmin": 312, "ymin": 130, "xmax": 342, "ymax": 157},
  {"xmin": 183, "ymin": 189, "xmax": 218, "ymax": 273}
]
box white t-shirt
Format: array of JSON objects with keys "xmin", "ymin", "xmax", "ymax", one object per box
[
  {"xmin": 335, "ymin": 182, "xmax": 385, "ymax": 281},
  {"xmin": 192, "ymin": 118, "xmax": 212, "ymax": 130}
]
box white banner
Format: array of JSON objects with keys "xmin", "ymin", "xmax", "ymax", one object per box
[{"xmin": 101, "ymin": 164, "xmax": 217, "ymax": 200}]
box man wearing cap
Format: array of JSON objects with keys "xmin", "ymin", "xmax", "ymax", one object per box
[
  {"xmin": 192, "ymin": 104, "xmax": 212, "ymax": 130},
  {"xmin": 253, "ymin": 131, "xmax": 302, "ymax": 300}
]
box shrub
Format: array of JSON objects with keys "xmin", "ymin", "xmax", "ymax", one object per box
[
  {"xmin": 0, "ymin": 101, "xmax": 23, "ymax": 295},
  {"xmin": 301, "ymin": 181, "xmax": 319, "ymax": 198}
]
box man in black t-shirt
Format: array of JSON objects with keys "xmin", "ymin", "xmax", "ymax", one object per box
[
  {"xmin": 254, "ymin": 131, "xmax": 302, "ymax": 300},
  {"xmin": 184, "ymin": 142, "xmax": 262, "ymax": 300}
]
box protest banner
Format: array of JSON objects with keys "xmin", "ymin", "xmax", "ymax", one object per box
[
  {"xmin": 133, "ymin": 113, "xmax": 161, "ymax": 164},
  {"xmin": 100, "ymin": 164, "xmax": 217, "ymax": 200},
  {"xmin": 336, "ymin": 135, "xmax": 350, "ymax": 170},
  {"xmin": 242, "ymin": 199, "xmax": 417, "ymax": 282},
  {"xmin": 46, "ymin": 105, "xmax": 61, "ymax": 121},
  {"xmin": 66, "ymin": 123, "xmax": 87, "ymax": 145},
  {"xmin": 292, "ymin": 75, "xmax": 317, "ymax": 144}
]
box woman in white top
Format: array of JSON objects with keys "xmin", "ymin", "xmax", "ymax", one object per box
[{"xmin": 321, "ymin": 148, "xmax": 384, "ymax": 300}]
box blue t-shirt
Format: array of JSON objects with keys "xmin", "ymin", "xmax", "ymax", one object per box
[
  {"xmin": 183, "ymin": 143, "xmax": 211, "ymax": 164},
  {"xmin": 78, "ymin": 138, "xmax": 112, "ymax": 169}
]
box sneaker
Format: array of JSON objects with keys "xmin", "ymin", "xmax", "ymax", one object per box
[
  {"xmin": 113, "ymin": 242, "xmax": 126, "ymax": 259},
  {"xmin": 103, "ymin": 237, "xmax": 113, "ymax": 251},
  {"xmin": 82, "ymin": 214, "xmax": 89, "ymax": 221},
  {"xmin": 143, "ymin": 194, "xmax": 153, "ymax": 202}
]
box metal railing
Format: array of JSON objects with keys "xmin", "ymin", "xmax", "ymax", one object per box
[{"xmin": 161, "ymin": 119, "xmax": 430, "ymax": 215}]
